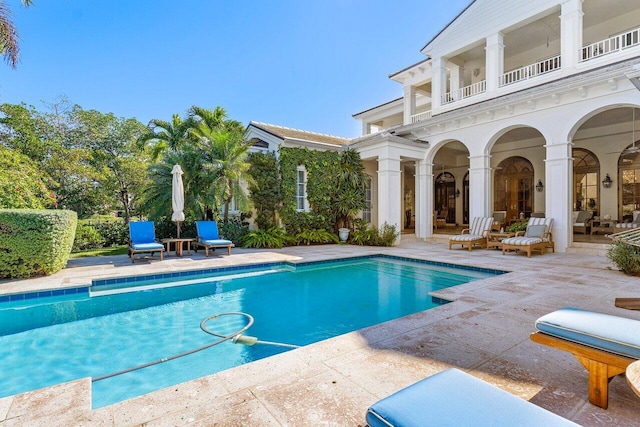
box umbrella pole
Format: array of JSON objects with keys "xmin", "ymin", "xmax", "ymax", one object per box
[{"xmin": 177, "ymin": 221, "xmax": 181, "ymax": 238}]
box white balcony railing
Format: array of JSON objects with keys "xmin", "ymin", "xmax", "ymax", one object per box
[
  {"xmin": 499, "ymin": 54, "xmax": 561, "ymax": 87},
  {"xmin": 410, "ymin": 110, "xmax": 432, "ymax": 124},
  {"xmin": 441, "ymin": 80, "xmax": 486, "ymax": 105},
  {"xmin": 582, "ymin": 26, "xmax": 640, "ymax": 62}
]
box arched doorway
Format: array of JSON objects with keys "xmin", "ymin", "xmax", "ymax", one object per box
[
  {"xmin": 435, "ymin": 171, "xmax": 455, "ymax": 223},
  {"xmin": 494, "ymin": 156, "xmax": 535, "ymax": 220},
  {"xmin": 619, "ymin": 148, "xmax": 640, "ymax": 221},
  {"xmin": 573, "ymin": 148, "xmax": 600, "ymax": 215}
]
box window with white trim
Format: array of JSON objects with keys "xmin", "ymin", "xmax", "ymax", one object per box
[{"xmin": 296, "ymin": 165, "xmax": 308, "ymax": 212}]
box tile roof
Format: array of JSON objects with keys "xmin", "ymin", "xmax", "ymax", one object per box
[{"xmin": 249, "ymin": 121, "xmax": 350, "ymax": 147}]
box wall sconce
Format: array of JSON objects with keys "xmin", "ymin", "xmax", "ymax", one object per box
[
  {"xmin": 535, "ymin": 179, "xmax": 544, "ymax": 192},
  {"xmin": 455, "ymin": 188, "xmax": 461, "ymax": 198},
  {"xmin": 602, "ymin": 174, "xmax": 613, "ymax": 188}
]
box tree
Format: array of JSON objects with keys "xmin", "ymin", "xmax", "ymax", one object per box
[
  {"xmin": 0, "ymin": 146, "xmax": 52, "ymax": 208},
  {"xmin": 137, "ymin": 114, "xmax": 195, "ymax": 161},
  {"xmin": 333, "ymin": 148, "xmax": 366, "ymax": 230},
  {"xmin": 0, "ymin": 0, "xmax": 33, "ymax": 68},
  {"xmin": 73, "ymin": 109, "xmax": 149, "ymax": 223},
  {"xmin": 189, "ymin": 106, "xmax": 252, "ymax": 222}
]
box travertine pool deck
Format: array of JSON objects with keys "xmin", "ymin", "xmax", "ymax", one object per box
[{"xmin": 1, "ymin": 240, "xmax": 639, "ymax": 426}]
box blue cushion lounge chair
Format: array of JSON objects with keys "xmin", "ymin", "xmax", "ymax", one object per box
[
  {"xmin": 501, "ymin": 217, "xmax": 554, "ymax": 257},
  {"xmin": 128, "ymin": 221, "xmax": 164, "ymax": 263},
  {"xmin": 448, "ymin": 217, "xmax": 494, "ymax": 251},
  {"xmin": 195, "ymin": 221, "xmax": 234, "ymax": 256},
  {"xmin": 531, "ymin": 307, "xmax": 640, "ymax": 409},
  {"xmin": 366, "ymin": 368, "xmax": 578, "ymax": 427}
]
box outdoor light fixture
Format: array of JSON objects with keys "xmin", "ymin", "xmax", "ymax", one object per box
[
  {"xmin": 455, "ymin": 188, "xmax": 461, "ymax": 197},
  {"xmin": 535, "ymin": 179, "xmax": 544, "ymax": 192},
  {"xmin": 602, "ymin": 174, "xmax": 613, "ymax": 188}
]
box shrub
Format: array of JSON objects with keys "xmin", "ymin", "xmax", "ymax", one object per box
[
  {"xmin": 607, "ymin": 241, "xmax": 640, "ymax": 276},
  {"xmin": 242, "ymin": 227, "xmax": 291, "ymax": 249},
  {"xmin": 507, "ymin": 221, "xmax": 528, "ymax": 233},
  {"xmin": 153, "ymin": 217, "xmax": 197, "ymax": 239},
  {"xmin": 0, "ymin": 209, "xmax": 77, "ymax": 278},
  {"xmin": 220, "ymin": 214, "xmax": 250, "ymax": 246},
  {"xmin": 350, "ymin": 222, "xmax": 398, "ymax": 246},
  {"xmin": 93, "ymin": 220, "xmax": 129, "ymax": 246},
  {"xmin": 72, "ymin": 224, "xmax": 105, "ymax": 251},
  {"xmin": 294, "ymin": 229, "xmax": 339, "ymax": 245}
]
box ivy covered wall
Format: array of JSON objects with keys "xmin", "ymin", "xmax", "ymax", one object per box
[{"xmin": 279, "ymin": 147, "xmax": 342, "ymax": 234}]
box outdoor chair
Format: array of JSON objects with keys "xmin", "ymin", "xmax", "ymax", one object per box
[
  {"xmin": 531, "ymin": 307, "xmax": 640, "ymax": 409},
  {"xmin": 195, "ymin": 221, "xmax": 234, "ymax": 256},
  {"xmin": 572, "ymin": 210, "xmax": 592, "ymax": 234},
  {"xmin": 501, "ymin": 217, "xmax": 554, "ymax": 257},
  {"xmin": 366, "ymin": 368, "xmax": 578, "ymax": 426},
  {"xmin": 433, "ymin": 210, "xmax": 446, "ymax": 229},
  {"xmin": 492, "ymin": 210, "xmax": 506, "ymax": 231},
  {"xmin": 614, "ymin": 210, "xmax": 640, "ymax": 230},
  {"xmin": 448, "ymin": 217, "xmax": 493, "ymax": 251},
  {"xmin": 128, "ymin": 221, "xmax": 164, "ymax": 263}
]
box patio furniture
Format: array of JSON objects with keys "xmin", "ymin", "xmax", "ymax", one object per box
[
  {"xmin": 449, "ymin": 217, "xmax": 493, "ymax": 251},
  {"xmin": 627, "ymin": 360, "xmax": 640, "ymax": 399},
  {"xmin": 433, "ymin": 210, "xmax": 446, "ymax": 229},
  {"xmin": 491, "ymin": 211, "xmax": 506, "ymax": 231},
  {"xmin": 572, "ymin": 210, "xmax": 592, "ymax": 234},
  {"xmin": 128, "ymin": 221, "xmax": 165, "ymax": 263},
  {"xmin": 486, "ymin": 231, "xmax": 515, "ymax": 250},
  {"xmin": 195, "ymin": 221, "xmax": 234, "ymax": 256},
  {"xmin": 501, "ymin": 217, "xmax": 554, "ymax": 257},
  {"xmin": 366, "ymin": 368, "xmax": 578, "ymax": 427},
  {"xmin": 614, "ymin": 210, "xmax": 640, "ymax": 230},
  {"xmin": 531, "ymin": 307, "xmax": 640, "ymax": 409},
  {"xmin": 590, "ymin": 218, "xmax": 616, "ymax": 235},
  {"xmin": 162, "ymin": 237, "xmax": 195, "ymax": 257}
]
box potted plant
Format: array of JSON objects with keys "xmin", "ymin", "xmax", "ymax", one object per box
[{"xmin": 333, "ymin": 149, "xmax": 367, "ymax": 242}]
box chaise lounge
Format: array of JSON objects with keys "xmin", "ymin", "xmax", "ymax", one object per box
[
  {"xmin": 448, "ymin": 217, "xmax": 494, "ymax": 251},
  {"xmin": 501, "ymin": 217, "xmax": 554, "ymax": 257},
  {"xmin": 366, "ymin": 368, "xmax": 578, "ymax": 426},
  {"xmin": 195, "ymin": 220, "xmax": 234, "ymax": 256},
  {"xmin": 128, "ymin": 221, "xmax": 165, "ymax": 263},
  {"xmin": 531, "ymin": 307, "xmax": 640, "ymax": 409}
]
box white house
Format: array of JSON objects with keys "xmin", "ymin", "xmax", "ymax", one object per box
[{"xmin": 350, "ymin": 0, "xmax": 640, "ymax": 252}]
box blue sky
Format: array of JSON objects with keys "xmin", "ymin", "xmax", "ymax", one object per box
[{"xmin": 1, "ymin": 1, "xmax": 470, "ymax": 137}]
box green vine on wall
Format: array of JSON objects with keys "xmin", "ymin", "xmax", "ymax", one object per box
[{"xmin": 279, "ymin": 147, "xmax": 342, "ymax": 234}]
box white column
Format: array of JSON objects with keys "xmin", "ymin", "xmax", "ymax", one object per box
[
  {"xmin": 560, "ymin": 0, "xmax": 584, "ymax": 71},
  {"xmin": 450, "ymin": 65, "xmax": 463, "ymax": 99},
  {"xmin": 485, "ymin": 32, "xmax": 504, "ymax": 93},
  {"xmin": 431, "ymin": 57, "xmax": 447, "ymax": 112},
  {"xmin": 415, "ymin": 159, "xmax": 431, "ymax": 238},
  {"xmin": 377, "ymin": 154, "xmax": 402, "ymax": 243},
  {"xmin": 545, "ymin": 140, "xmax": 572, "ymax": 253},
  {"xmin": 468, "ymin": 154, "xmax": 492, "ymax": 219},
  {"xmin": 403, "ymin": 85, "xmax": 417, "ymax": 125},
  {"xmin": 361, "ymin": 121, "xmax": 372, "ymax": 136}
]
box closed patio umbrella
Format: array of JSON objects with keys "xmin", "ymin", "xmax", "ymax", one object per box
[{"xmin": 171, "ymin": 164, "xmax": 185, "ymax": 238}]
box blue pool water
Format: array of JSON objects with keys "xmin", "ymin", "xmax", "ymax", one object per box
[{"xmin": 0, "ymin": 256, "xmax": 503, "ymax": 408}]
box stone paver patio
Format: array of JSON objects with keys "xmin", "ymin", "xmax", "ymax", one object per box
[{"xmin": 1, "ymin": 239, "xmax": 639, "ymax": 426}]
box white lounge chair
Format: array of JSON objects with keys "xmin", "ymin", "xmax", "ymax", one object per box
[
  {"xmin": 501, "ymin": 217, "xmax": 554, "ymax": 257},
  {"xmin": 448, "ymin": 217, "xmax": 493, "ymax": 251}
]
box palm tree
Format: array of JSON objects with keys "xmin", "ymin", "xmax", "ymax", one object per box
[
  {"xmin": 137, "ymin": 114, "xmax": 195, "ymax": 161},
  {"xmin": 1, "ymin": 0, "xmax": 33, "ymax": 68}
]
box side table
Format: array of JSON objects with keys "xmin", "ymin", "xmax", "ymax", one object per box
[
  {"xmin": 627, "ymin": 359, "xmax": 640, "ymax": 399},
  {"xmin": 486, "ymin": 232, "xmax": 515, "ymax": 250},
  {"xmin": 590, "ymin": 220, "xmax": 616, "ymax": 235},
  {"xmin": 162, "ymin": 238, "xmax": 195, "ymax": 257}
]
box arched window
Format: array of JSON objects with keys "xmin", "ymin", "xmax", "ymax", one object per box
[
  {"xmin": 494, "ymin": 156, "xmax": 534, "ymax": 220},
  {"xmin": 619, "ymin": 148, "xmax": 640, "ymax": 221},
  {"xmin": 573, "ymin": 148, "xmax": 600, "ymax": 214}
]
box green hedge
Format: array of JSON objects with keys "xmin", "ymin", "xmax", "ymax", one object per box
[{"xmin": 0, "ymin": 209, "xmax": 77, "ymax": 278}]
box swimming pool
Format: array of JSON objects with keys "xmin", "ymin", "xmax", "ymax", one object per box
[{"xmin": 0, "ymin": 255, "xmax": 504, "ymax": 408}]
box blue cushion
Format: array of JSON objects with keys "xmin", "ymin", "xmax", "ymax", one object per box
[
  {"xmin": 366, "ymin": 369, "xmax": 578, "ymax": 427},
  {"xmin": 129, "ymin": 221, "xmax": 158, "ymax": 245},
  {"xmin": 196, "ymin": 221, "xmax": 220, "ymax": 240},
  {"xmin": 201, "ymin": 239, "xmax": 233, "ymax": 246},
  {"xmin": 535, "ymin": 307, "xmax": 640, "ymax": 359},
  {"xmin": 131, "ymin": 242, "xmax": 164, "ymax": 251}
]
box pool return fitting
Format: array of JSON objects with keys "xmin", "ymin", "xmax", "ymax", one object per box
[{"xmin": 92, "ymin": 312, "xmax": 299, "ymax": 383}]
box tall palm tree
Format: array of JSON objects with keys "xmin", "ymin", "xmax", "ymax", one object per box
[
  {"xmin": 1, "ymin": 0, "xmax": 33, "ymax": 68},
  {"xmin": 137, "ymin": 114, "xmax": 195, "ymax": 161}
]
